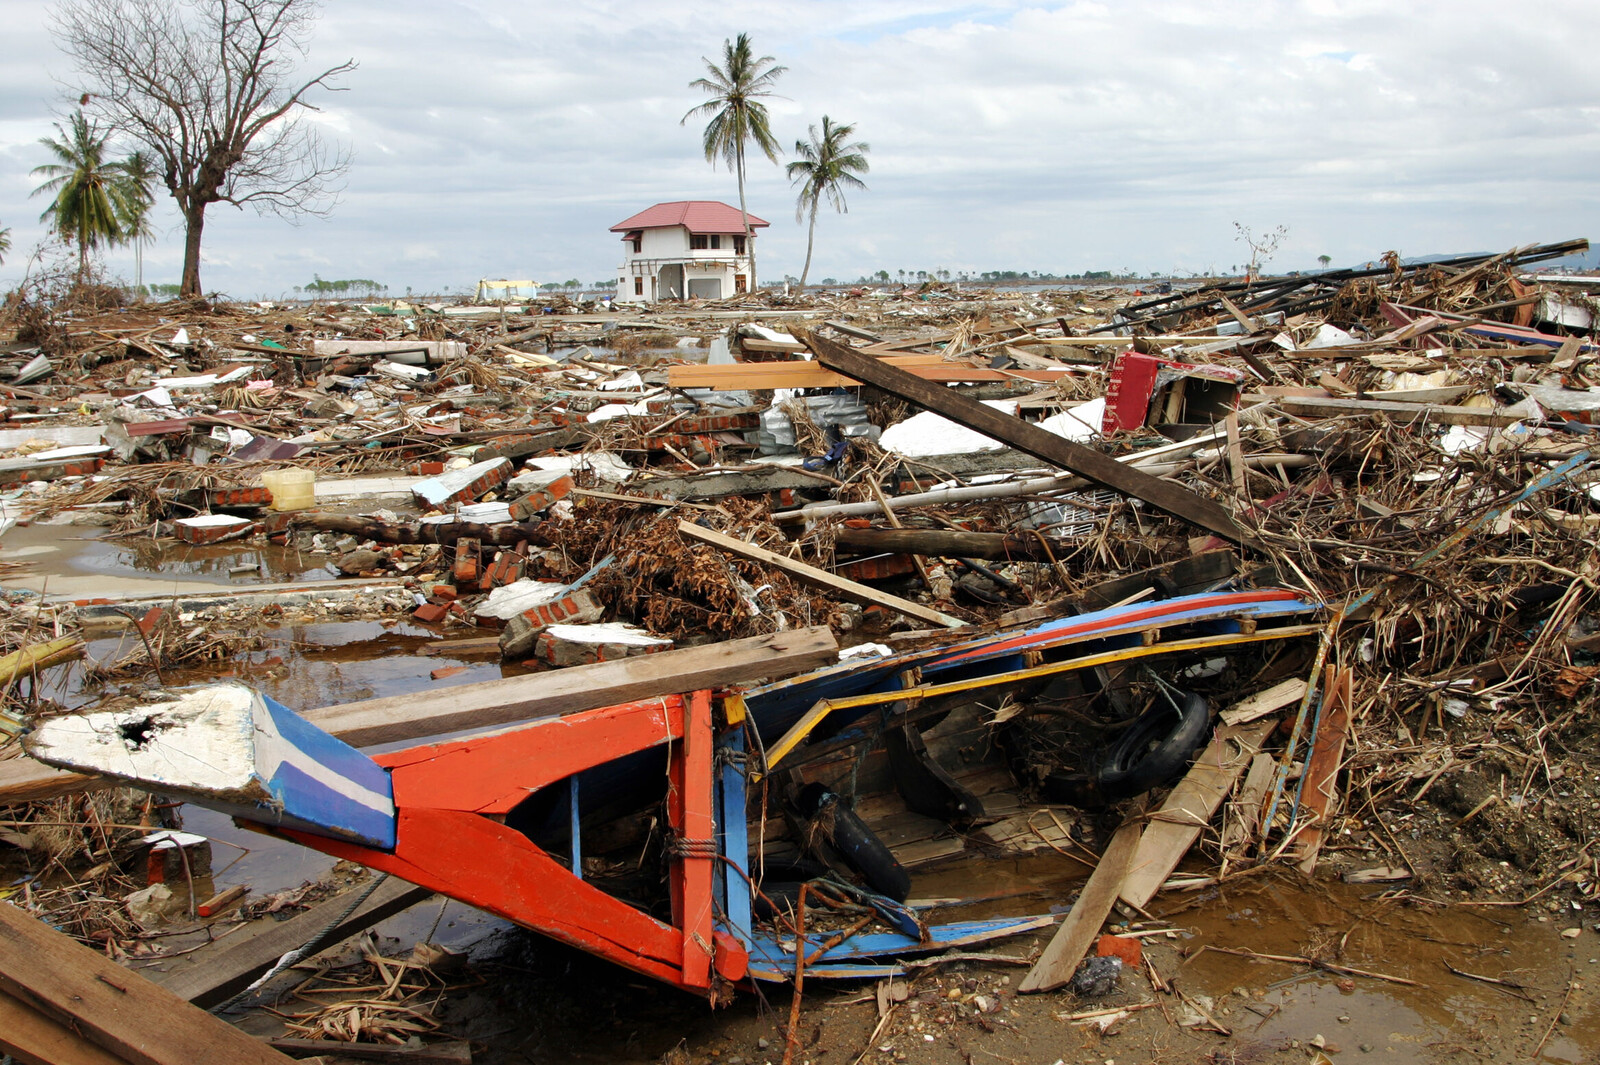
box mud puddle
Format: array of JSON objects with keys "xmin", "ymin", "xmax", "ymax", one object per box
[
  {"xmin": 1, "ymin": 522, "xmax": 337, "ymax": 598},
  {"xmin": 293, "ymin": 852, "xmax": 1593, "ymax": 1065}
]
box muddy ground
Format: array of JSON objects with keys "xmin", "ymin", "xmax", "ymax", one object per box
[{"xmin": 4, "ymin": 528, "xmax": 1599, "ymax": 1064}]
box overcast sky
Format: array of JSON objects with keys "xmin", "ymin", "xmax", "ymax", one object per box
[{"xmin": 1, "ymin": 0, "xmax": 1597, "ymax": 300}]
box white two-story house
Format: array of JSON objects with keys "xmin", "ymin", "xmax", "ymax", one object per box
[{"xmin": 611, "ymin": 201, "xmax": 769, "ymax": 303}]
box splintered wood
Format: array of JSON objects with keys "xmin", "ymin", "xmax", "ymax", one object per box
[{"xmin": 1119, "ymin": 719, "xmax": 1277, "ymax": 909}]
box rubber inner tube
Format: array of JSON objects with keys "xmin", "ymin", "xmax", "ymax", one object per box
[{"xmin": 797, "ymin": 783, "xmax": 911, "ymax": 901}]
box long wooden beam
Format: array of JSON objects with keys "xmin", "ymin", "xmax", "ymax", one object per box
[
  {"xmin": 1017, "ymin": 821, "xmax": 1141, "ymax": 993},
  {"xmin": 1265, "ymin": 394, "xmax": 1520, "ymax": 426},
  {"xmin": 0, "ymin": 626, "xmax": 840, "ymax": 803},
  {"xmin": 0, "ymin": 901, "xmax": 294, "ymax": 1065},
  {"xmin": 802, "ymin": 331, "xmax": 1255, "ymax": 546},
  {"xmin": 0, "ymin": 988, "xmax": 126, "ymax": 1065},
  {"xmin": 677, "ymin": 521, "xmax": 965, "ymax": 629},
  {"xmin": 148, "ymin": 876, "xmax": 435, "ymax": 1008},
  {"xmin": 668, "ymin": 354, "xmax": 1077, "ymax": 390}
]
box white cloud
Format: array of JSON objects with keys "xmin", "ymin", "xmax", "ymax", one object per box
[{"xmin": 0, "ymin": 0, "xmax": 1596, "ymax": 295}]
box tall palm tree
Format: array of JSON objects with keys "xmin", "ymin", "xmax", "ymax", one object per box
[
  {"xmin": 30, "ymin": 111, "xmax": 139, "ymax": 282},
  {"xmin": 786, "ymin": 116, "xmax": 869, "ymax": 289},
  {"xmin": 683, "ymin": 34, "xmax": 785, "ymax": 292},
  {"xmin": 0, "ymin": 225, "xmax": 10, "ymax": 267},
  {"xmin": 118, "ymin": 151, "xmax": 159, "ymax": 292}
]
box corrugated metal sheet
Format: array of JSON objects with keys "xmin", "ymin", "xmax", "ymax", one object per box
[{"xmin": 609, "ymin": 201, "xmax": 769, "ymax": 234}]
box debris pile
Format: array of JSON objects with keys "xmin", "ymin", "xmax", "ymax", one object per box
[{"xmin": 3, "ymin": 239, "xmax": 1600, "ymax": 1057}]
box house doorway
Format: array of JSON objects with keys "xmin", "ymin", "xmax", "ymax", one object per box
[{"xmin": 657, "ymin": 265, "xmax": 685, "ymax": 299}]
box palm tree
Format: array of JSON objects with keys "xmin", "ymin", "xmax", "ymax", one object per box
[
  {"xmin": 31, "ymin": 111, "xmax": 140, "ymax": 282},
  {"xmin": 0, "ymin": 224, "xmax": 10, "ymax": 266},
  {"xmin": 683, "ymin": 34, "xmax": 785, "ymax": 291},
  {"xmin": 118, "ymin": 150, "xmax": 159, "ymax": 292},
  {"xmin": 785, "ymin": 116, "xmax": 869, "ymax": 289}
]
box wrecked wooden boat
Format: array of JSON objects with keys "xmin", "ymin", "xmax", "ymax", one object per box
[{"xmin": 26, "ymin": 586, "xmax": 1321, "ymax": 999}]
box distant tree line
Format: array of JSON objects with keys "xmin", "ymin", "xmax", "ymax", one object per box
[
  {"xmin": 844, "ymin": 268, "xmax": 1145, "ymax": 285},
  {"xmin": 300, "ymin": 276, "xmax": 387, "ymax": 297}
]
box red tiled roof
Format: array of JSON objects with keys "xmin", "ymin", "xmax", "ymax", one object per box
[{"xmin": 609, "ymin": 201, "xmax": 769, "ymax": 233}]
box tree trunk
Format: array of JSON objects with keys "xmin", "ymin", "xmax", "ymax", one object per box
[
  {"xmin": 77, "ymin": 238, "xmax": 88, "ymax": 285},
  {"xmin": 833, "ymin": 527, "xmax": 1068, "ymax": 562},
  {"xmin": 283, "ymin": 513, "xmax": 553, "ymax": 548},
  {"xmin": 736, "ymin": 145, "xmax": 755, "ymax": 292},
  {"xmin": 180, "ymin": 205, "xmax": 206, "ymax": 298},
  {"xmin": 799, "ymin": 200, "xmax": 819, "ymax": 288}
]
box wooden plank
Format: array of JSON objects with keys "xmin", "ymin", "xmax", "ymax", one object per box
[
  {"xmin": 0, "ymin": 988, "xmax": 129, "ymax": 1065},
  {"xmin": 667, "ymin": 355, "xmax": 1077, "ymax": 390},
  {"xmin": 1294, "ymin": 667, "xmax": 1354, "ymax": 874},
  {"xmin": 310, "ymin": 624, "xmax": 837, "ymax": 748},
  {"xmin": 677, "ymin": 521, "xmax": 964, "ymax": 629},
  {"xmin": 147, "ymin": 877, "xmax": 435, "ymax": 1008},
  {"xmin": 1219, "ymin": 678, "xmax": 1308, "ymax": 726},
  {"xmin": 803, "ymin": 331, "xmax": 1253, "ymax": 546},
  {"xmin": 1017, "ymin": 821, "xmax": 1141, "ymax": 993},
  {"xmin": 1221, "ymin": 752, "xmax": 1277, "ymax": 855},
  {"xmin": 0, "ymin": 627, "xmax": 839, "ymax": 803},
  {"xmin": 0, "ymin": 755, "xmax": 101, "ymax": 804},
  {"xmin": 1119, "ymin": 719, "xmax": 1277, "ymax": 910},
  {"xmin": 0, "ymin": 901, "xmax": 295, "ymax": 1065},
  {"xmin": 1267, "ymin": 394, "xmax": 1518, "ymax": 426}
]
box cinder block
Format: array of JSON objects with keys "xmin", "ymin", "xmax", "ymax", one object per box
[
  {"xmin": 507, "ymin": 471, "xmax": 575, "ymax": 521},
  {"xmin": 497, "ymin": 589, "xmax": 604, "ymax": 659},
  {"xmin": 175, "ymin": 514, "xmax": 256, "ymax": 544},
  {"xmin": 533, "ymin": 622, "xmax": 673, "ymax": 667},
  {"xmin": 413, "ymin": 601, "xmax": 449, "ymax": 623}
]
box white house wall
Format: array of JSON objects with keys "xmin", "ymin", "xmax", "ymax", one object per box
[{"xmin": 615, "ymin": 225, "xmax": 754, "ymax": 304}]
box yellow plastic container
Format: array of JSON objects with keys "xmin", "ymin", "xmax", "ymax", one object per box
[{"xmin": 262, "ymin": 468, "xmax": 316, "ymax": 512}]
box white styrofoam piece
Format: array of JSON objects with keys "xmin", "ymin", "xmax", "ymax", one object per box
[
  {"xmin": 1036, "ymin": 398, "xmax": 1105, "ymax": 441},
  {"xmin": 541, "ymin": 622, "xmax": 671, "ymax": 647},
  {"xmin": 879, "ymin": 400, "xmax": 1020, "ymax": 457},
  {"xmin": 523, "ymin": 452, "xmax": 633, "ymax": 485},
  {"xmin": 476, "ymin": 579, "xmax": 572, "ymax": 621},
  {"xmin": 177, "ymin": 513, "xmax": 254, "ymax": 529}
]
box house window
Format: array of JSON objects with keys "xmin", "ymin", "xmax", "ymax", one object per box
[
  {"xmin": 733, "ymin": 235, "xmax": 746, "ymax": 255},
  {"xmin": 631, "ymin": 238, "xmax": 641, "ymax": 253},
  {"xmin": 690, "ymin": 234, "xmax": 709, "ymax": 250},
  {"xmin": 634, "ymin": 277, "xmax": 644, "ymax": 296},
  {"xmin": 709, "ymin": 234, "xmax": 721, "ymax": 250},
  {"xmin": 735, "ymin": 274, "xmax": 748, "ymax": 293}
]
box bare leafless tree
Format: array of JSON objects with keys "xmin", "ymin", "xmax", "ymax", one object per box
[{"xmin": 52, "ymin": 0, "xmax": 356, "ymax": 297}]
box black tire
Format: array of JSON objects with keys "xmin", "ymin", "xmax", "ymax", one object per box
[
  {"xmin": 797, "ymin": 784, "xmax": 912, "ymax": 901},
  {"xmin": 1099, "ymin": 689, "xmax": 1212, "ymax": 798},
  {"xmin": 1042, "ymin": 689, "xmax": 1212, "ymax": 805}
]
